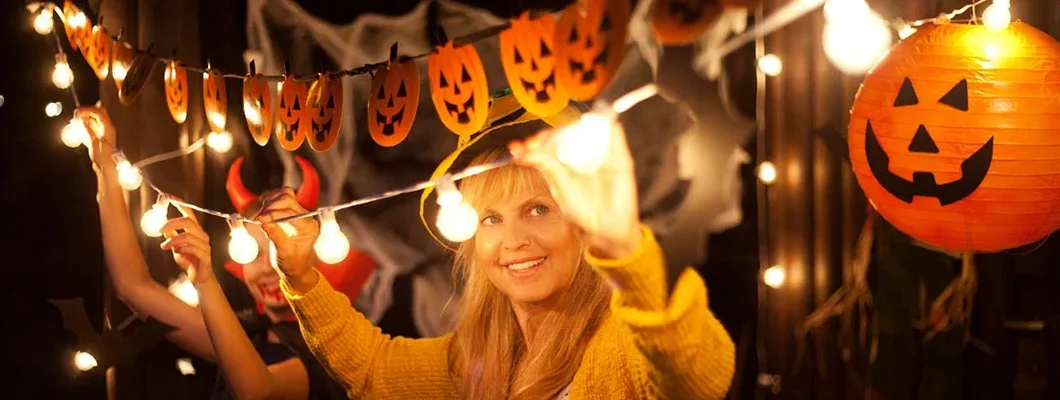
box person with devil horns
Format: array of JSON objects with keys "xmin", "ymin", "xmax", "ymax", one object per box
[
  {"xmin": 78, "ymin": 106, "xmax": 374, "ymax": 400},
  {"xmin": 253, "ymin": 97, "xmax": 735, "ymax": 399}
]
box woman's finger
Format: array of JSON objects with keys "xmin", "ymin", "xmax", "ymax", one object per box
[
  {"xmin": 159, "ymin": 218, "xmax": 209, "ymax": 243},
  {"xmin": 171, "ymin": 199, "xmax": 200, "ymax": 224},
  {"xmin": 161, "ymin": 232, "xmax": 211, "ymax": 252}
]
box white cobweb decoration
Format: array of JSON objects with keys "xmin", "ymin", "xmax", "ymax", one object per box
[{"xmin": 244, "ymin": 0, "xmax": 752, "ymax": 337}]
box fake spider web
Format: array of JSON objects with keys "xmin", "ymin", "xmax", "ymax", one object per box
[{"xmin": 243, "ymin": 0, "xmax": 753, "ymax": 336}]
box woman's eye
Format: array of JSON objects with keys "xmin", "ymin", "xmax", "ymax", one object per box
[
  {"xmin": 481, "ymin": 215, "xmax": 500, "ymax": 226},
  {"xmin": 528, "ymin": 204, "xmax": 549, "ymax": 217}
]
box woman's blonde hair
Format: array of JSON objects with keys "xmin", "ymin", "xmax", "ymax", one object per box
[{"xmin": 447, "ymin": 149, "xmax": 612, "ymax": 400}]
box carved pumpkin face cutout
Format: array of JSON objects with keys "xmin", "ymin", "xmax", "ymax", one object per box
[
  {"xmin": 63, "ymin": 1, "xmax": 89, "ymax": 51},
  {"xmin": 203, "ymin": 68, "xmax": 228, "ymax": 132},
  {"xmin": 554, "ymin": 0, "xmax": 630, "ymax": 101},
  {"xmin": 428, "ymin": 41, "xmax": 490, "ymax": 138},
  {"xmin": 500, "ymin": 12, "xmax": 569, "ymax": 117},
  {"xmin": 368, "ymin": 59, "xmax": 420, "ymax": 147},
  {"xmin": 84, "ymin": 25, "xmax": 111, "ymax": 80},
  {"xmin": 652, "ymin": 0, "xmax": 722, "ymax": 45},
  {"xmin": 164, "ymin": 61, "xmax": 188, "ymax": 124},
  {"xmin": 242, "ymin": 72, "xmax": 273, "ymax": 146},
  {"xmin": 848, "ymin": 22, "xmax": 1060, "ymax": 252},
  {"xmin": 275, "ymin": 74, "xmax": 309, "ymax": 151},
  {"xmin": 306, "ymin": 73, "xmax": 343, "ymax": 152}
]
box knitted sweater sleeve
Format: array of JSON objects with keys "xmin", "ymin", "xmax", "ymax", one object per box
[
  {"xmin": 281, "ymin": 272, "xmax": 458, "ymax": 399},
  {"xmin": 586, "ymin": 225, "xmax": 736, "ymax": 399}
]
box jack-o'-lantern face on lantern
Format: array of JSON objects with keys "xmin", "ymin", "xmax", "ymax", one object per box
[
  {"xmin": 500, "ymin": 12, "xmax": 569, "ymax": 117},
  {"xmin": 428, "ymin": 41, "xmax": 490, "ymax": 138},
  {"xmin": 849, "ymin": 22, "xmax": 1060, "ymax": 252},
  {"xmin": 651, "ymin": 0, "xmax": 722, "ymax": 45},
  {"xmin": 306, "ymin": 73, "xmax": 343, "ymax": 152},
  {"xmin": 554, "ymin": 0, "xmax": 630, "ymax": 101},
  {"xmin": 164, "ymin": 61, "xmax": 188, "ymax": 124},
  {"xmin": 84, "ymin": 25, "xmax": 111, "ymax": 80},
  {"xmin": 203, "ymin": 68, "xmax": 228, "ymax": 132},
  {"xmin": 243, "ymin": 70, "xmax": 273, "ymax": 146},
  {"xmin": 368, "ymin": 58, "xmax": 420, "ymax": 147},
  {"xmin": 275, "ymin": 74, "xmax": 309, "ymax": 151}
]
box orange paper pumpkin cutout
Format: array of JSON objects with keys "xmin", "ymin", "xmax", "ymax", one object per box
[
  {"xmin": 500, "ymin": 12, "xmax": 569, "ymax": 117},
  {"xmin": 306, "ymin": 73, "xmax": 344, "ymax": 152},
  {"xmin": 368, "ymin": 55, "xmax": 421, "ymax": 147},
  {"xmin": 84, "ymin": 25, "xmax": 111, "ymax": 80},
  {"xmin": 428, "ymin": 41, "xmax": 490, "ymax": 138},
  {"xmin": 275, "ymin": 74, "xmax": 309, "ymax": 151},
  {"xmin": 63, "ymin": 1, "xmax": 89, "ymax": 51},
  {"xmin": 651, "ymin": 0, "xmax": 722, "ymax": 45},
  {"xmin": 164, "ymin": 61, "xmax": 188, "ymax": 124},
  {"xmin": 848, "ymin": 22, "xmax": 1060, "ymax": 252},
  {"xmin": 203, "ymin": 68, "xmax": 228, "ymax": 132},
  {"xmin": 118, "ymin": 50, "xmax": 153, "ymax": 105},
  {"xmin": 242, "ymin": 66, "xmax": 273, "ymax": 146},
  {"xmin": 111, "ymin": 41, "xmax": 135, "ymax": 87},
  {"xmin": 554, "ymin": 0, "xmax": 630, "ymax": 101}
]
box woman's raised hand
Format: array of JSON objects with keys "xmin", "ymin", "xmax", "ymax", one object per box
[
  {"xmin": 160, "ymin": 201, "xmax": 216, "ymax": 286},
  {"xmin": 254, "ymin": 188, "xmax": 321, "ymax": 292},
  {"xmin": 74, "ymin": 106, "xmax": 117, "ymax": 170},
  {"xmin": 512, "ymin": 119, "xmax": 643, "ymax": 260}
]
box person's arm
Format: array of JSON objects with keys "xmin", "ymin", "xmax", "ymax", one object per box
[
  {"xmin": 81, "ymin": 107, "xmax": 215, "ymax": 360},
  {"xmin": 280, "ymin": 271, "xmax": 458, "ymax": 399},
  {"xmin": 161, "ymin": 214, "xmax": 309, "ymax": 400},
  {"xmin": 588, "ymin": 226, "xmax": 735, "ymax": 399}
]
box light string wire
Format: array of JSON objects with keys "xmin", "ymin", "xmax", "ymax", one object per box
[
  {"xmin": 36, "ymin": 1, "xmax": 537, "ymax": 82},
  {"xmin": 900, "ymin": 0, "xmax": 989, "ymax": 28},
  {"xmin": 42, "ymin": 2, "xmax": 659, "ymax": 226}
]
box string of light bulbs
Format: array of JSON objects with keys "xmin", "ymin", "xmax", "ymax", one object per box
[{"xmin": 29, "ymin": 1, "xmax": 529, "ymax": 83}]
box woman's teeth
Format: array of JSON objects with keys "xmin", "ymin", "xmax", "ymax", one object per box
[{"xmin": 507, "ymin": 258, "xmax": 544, "ymax": 271}]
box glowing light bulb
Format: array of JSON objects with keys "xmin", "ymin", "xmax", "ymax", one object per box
[
  {"xmin": 33, "ymin": 8, "xmax": 54, "ymax": 35},
  {"xmin": 53, "ymin": 55, "xmax": 73, "ymax": 89},
  {"xmin": 822, "ymin": 0, "xmax": 892, "ymax": 75},
  {"xmin": 206, "ymin": 130, "xmax": 233, "ymax": 153},
  {"xmin": 228, "ymin": 217, "xmax": 260, "ymax": 264},
  {"xmin": 74, "ymin": 351, "xmax": 98, "ymax": 371},
  {"xmin": 314, "ymin": 209, "xmax": 350, "ymax": 264},
  {"xmin": 435, "ymin": 177, "xmax": 478, "ymax": 242},
  {"xmin": 61, "ymin": 118, "xmax": 88, "ymax": 148},
  {"xmin": 757, "ymin": 161, "xmax": 777, "ymax": 184},
  {"xmin": 112, "ymin": 152, "xmax": 143, "ymax": 191},
  {"xmin": 556, "ymin": 112, "xmax": 613, "ymax": 174},
  {"xmin": 763, "ymin": 265, "xmax": 785, "ymax": 288},
  {"xmin": 140, "ymin": 197, "xmax": 170, "ymax": 238},
  {"xmin": 757, "ymin": 54, "xmax": 783, "ymax": 77},
  {"xmin": 983, "ymin": 0, "xmax": 1011, "ymax": 32},
  {"xmin": 898, "ymin": 24, "xmax": 917, "ymax": 40},
  {"xmin": 168, "ymin": 275, "xmax": 199, "ymax": 307},
  {"xmin": 45, "ymin": 101, "xmax": 63, "ymax": 117},
  {"xmin": 176, "ymin": 358, "xmax": 196, "ymax": 376}
]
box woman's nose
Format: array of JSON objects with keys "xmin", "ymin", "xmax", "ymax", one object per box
[{"xmin": 500, "ymin": 222, "xmax": 531, "ymax": 251}]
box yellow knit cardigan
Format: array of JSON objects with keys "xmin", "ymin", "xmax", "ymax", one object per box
[{"xmin": 281, "ymin": 226, "xmax": 735, "ymax": 399}]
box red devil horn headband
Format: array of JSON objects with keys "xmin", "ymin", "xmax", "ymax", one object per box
[{"xmin": 226, "ymin": 156, "xmax": 321, "ymax": 213}]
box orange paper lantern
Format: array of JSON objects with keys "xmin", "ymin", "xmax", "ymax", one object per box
[{"xmin": 848, "ymin": 22, "xmax": 1060, "ymax": 252}]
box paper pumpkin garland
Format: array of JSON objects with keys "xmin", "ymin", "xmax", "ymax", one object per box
[
  {"xmin": 306, "ymin": 73, "xmax": 344, "ymax": 152},
  {"xmin": 651, "ymin": 0, "xmax": 723, "ymax": 45},
  {"xmin": 275, "ymin": 71, "xmax": 310, "ymax": 151},
  {"xmin": 203, "ymin": 66, "xmax": 228, "ymax": 133},
  {"xmin": 368, "ymin": 45, "xmax": 421, "ymax": 147},
  {"xmin": 163, "ymin": 61, "xmax": 188, "ymax": 124},
  {"xmin": 118, "ymin": 49, "xmax": 153, "ymax": 105},
  {"xmin": 428, "ymin": 40, "xmax": 490, "ymax": 140},
  {"xmin": 848, "ymin": 22, "xmax": 1060, "ymax": 252},
  {"xmin": 242, "ymin": 61, "xmax": 273, "ymax": 146},
  {"xmin": 84, "ymin": 25, "xmax": 111, "ymax": 80},
  {"xmin": 63, "ymin": 0, "xmax": 89, "ymax": 51},
  {"xmin": 500, "ymin": 12, "xmax": 569, "ymax": 117},
  {"xmin": 554, "ymin": 0, "xmax": 631, "ymax": 101}
]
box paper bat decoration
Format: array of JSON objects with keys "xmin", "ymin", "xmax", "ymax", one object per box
[{"xmin": 49, "ymin": 297, "xmax": 176, "ymax": 369}]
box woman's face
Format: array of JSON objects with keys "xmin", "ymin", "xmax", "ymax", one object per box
[
  {"xmin": 473, "ymin": 184, "xmax": 582, "ymax": 306},
  {"xmin": 240, "ymin": 224, "xmax": 288, "ymax": 309}
]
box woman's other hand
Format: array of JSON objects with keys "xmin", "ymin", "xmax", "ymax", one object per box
[
  {"xmin": 254, "ymin": 188, "xmax": 321, "ymax": 293},
  {"xmin": 513, "ymin": 117, "xmax": 642, "ymax": 260},
  {"xmin": 160, "ymin": 202, "xmax": 216, "ymax": 287}
]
